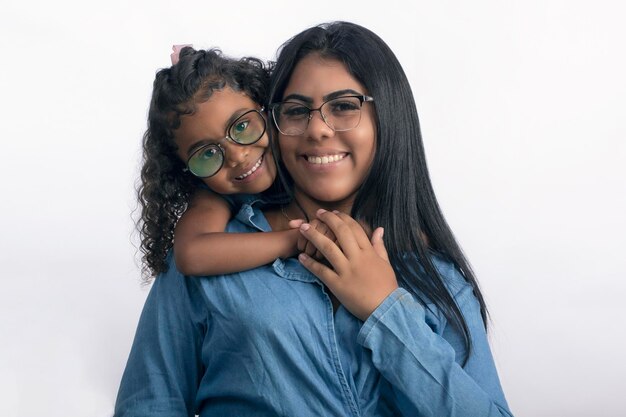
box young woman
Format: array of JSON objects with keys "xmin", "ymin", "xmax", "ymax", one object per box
[{"xmin": 115, "ymin": 22, "xmax": 513, "ymax": 416}]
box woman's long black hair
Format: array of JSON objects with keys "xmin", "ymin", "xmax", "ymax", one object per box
[
  {"xmin": 137, "ymin": 47, "xmax": 270, "ymax": 282},
  {"xmin": 268, "ymin": 22, "xmax": 488, "ymax": 355}
]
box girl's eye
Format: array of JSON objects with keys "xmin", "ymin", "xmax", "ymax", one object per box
[
  {"xmin": 233, "ymin": 120, "xmax": 249, "ymax": 134},
  {"xmin": 200, "ymin": 147, "xmax": 219, "ymax": 159},
  {"xmin": 187, "ymin": 144, "xmax": 223, "ymax": 177}
]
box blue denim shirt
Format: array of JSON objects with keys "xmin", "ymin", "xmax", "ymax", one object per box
[{"xmin": 114, "ymin": 200, "xmax": 513, "ymax": 416}]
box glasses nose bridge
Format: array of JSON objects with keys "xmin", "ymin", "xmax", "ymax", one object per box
[{"xmin": 307, "ymin": 104, "xmax": 331, "ymax": 129}]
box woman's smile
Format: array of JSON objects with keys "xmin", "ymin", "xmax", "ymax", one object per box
[
  {"xmin": 304, "ymin": 152, "xmax": 348, "ymax": 165},
  {"xmin": 300, "ymin": 149, "xmax": 350, "ymax": 172}
]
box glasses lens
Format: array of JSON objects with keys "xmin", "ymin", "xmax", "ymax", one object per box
[
  {"xmin": 322, "ymin": 96, "xmax": 363, "ymax": 132},
  {"xmin": 274, "ymin": 102, "xmax": 310, "ymax": 136},
  {"xmin": 229, "ymin": 110, "xmax": 266, "ymax": 144},
  {"xmin": 187, "ymin": 144, "xmax": 224, "ymax": 177}
]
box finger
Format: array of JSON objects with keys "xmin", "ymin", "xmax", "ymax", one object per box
[
  {"xmin": 298, "ymin": 253, "xmax": 340, "ymax": 288},
  {"xmin": 299, "ymin": 222, "xmax": 348, "ymax": 271},
  {"xmin": 332, "ymin": 211, "xmax": 372, "ymax": 250},
  {"xmin": 313, "ymin": 220, "xmax": 335, "ymax": 244},
  {"xmin": 315, "ymin": 210, "xmax": 361, "ymax": 258},
  {"xmin": 288, "ymin": 219, "xmax": 305, "ymax": 228},
  {"xmin": 370, "ymin": 227, "xmax": 390, "ymax": 262},
  {"xmin": 304, "ymin": 219, "xmax": 322, "ymax": 255},
  {"xmin": 297, "ymin": 233, "xmax": 307, "ymax": 252},
  {"xmin": 304, "ymin": 239, "xmax": 317, "ymax": 257},
  {"xmin": 310, "ymin": 250, "xmax": 325, "ymax": 261}
]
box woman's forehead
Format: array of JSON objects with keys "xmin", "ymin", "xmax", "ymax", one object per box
[{"xmin": 283, "ymin": 54, "xmax": 367, "ymax": 100}]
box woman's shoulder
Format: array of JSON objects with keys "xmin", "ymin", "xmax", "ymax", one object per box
[
  {"xmin": 429, "ymin": 253, "xmax": 472, "ymax": 297},
  {"xmin": 398, "ymin": 251, "xmax": 472, "ymax": 303}
]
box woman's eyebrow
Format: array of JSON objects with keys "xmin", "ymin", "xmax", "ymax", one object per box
[
  {"xmin": 282, "ymin": 93, "xmax": 312, "ymax": 103},
  {"xmin": 282, "ymin": 89, "xmax": 363, "ymax": 103},
  {"xmin": 323, "ymin": 89, "xmax": 361, "ymax": 101}
]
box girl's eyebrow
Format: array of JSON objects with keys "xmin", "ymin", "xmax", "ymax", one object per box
[
  {"xmin": 186, "ymin": 139, "xmax": 213, "ymax": 158},
  {"xmin": 185, "ymin": 107, "xmax": 251, "ymax": 157},
  {"xmin": 224, "ymin": 107, "xmax": 251, "ymax": 131},
  {"xmin": 282, "ymin": 89, "xmax": 362, "ymax": 103}
]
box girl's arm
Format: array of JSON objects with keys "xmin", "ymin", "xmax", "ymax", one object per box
[{"xmin": 174, "ymin": 189, "xmax": 300, "ymax": 276}]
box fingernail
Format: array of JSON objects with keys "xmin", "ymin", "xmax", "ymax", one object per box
[
  {"xmin": 317, "ymin": 208, "xmax": 326, "ymax": 215},
  {"xmin": 332, "ymin": 210, "xmax": 340, "ymax": 214},
  {"xmin": 299, "ymin": 253, "xmax": 309, "ymax": 261},
  {"xmin": 300, "ymin": 223, "xmax": 310, "ymax": 231},
  {"xmin": 379, "ymin": 227, "xmax": 385, "ymax": 238}
]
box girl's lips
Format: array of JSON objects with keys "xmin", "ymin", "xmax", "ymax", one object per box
[{"xmin": 234, "ymin": 154, "xmax": 264, "ymax": 181}]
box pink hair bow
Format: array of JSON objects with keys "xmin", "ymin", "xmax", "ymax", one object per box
[{"xmin": 171, "ymin": 44, "xmax": 192, "ymax": 65}]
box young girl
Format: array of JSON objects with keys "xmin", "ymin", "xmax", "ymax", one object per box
[{"xmin": 139, "ymin": 46, "xmax": 325, "ymax": 280}]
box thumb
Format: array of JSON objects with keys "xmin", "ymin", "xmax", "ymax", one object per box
[
  {"xmin": 370, "ymin": 227, "xmax": 390, "ymax": 262},
  {"xmin": 288, "ymin": 219, "xmax": 305, "ymax": 229}
]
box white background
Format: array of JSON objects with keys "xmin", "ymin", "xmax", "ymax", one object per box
[{"xmin": 1, "ymin": 1, "xmax": 625, "ymax": 416}]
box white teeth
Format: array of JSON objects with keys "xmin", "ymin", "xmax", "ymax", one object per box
[
  {"xmin": 307, "ymin": 154, "xmax": 346, "ymax": 164},
  {"xmin": 236, "ymin": 156, "xmax": 263, "ymax": 179}
]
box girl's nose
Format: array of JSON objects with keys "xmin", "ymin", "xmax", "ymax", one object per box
[{"xmin": 224, "ymin": 142, "xmax": 249, "ymax": 167}]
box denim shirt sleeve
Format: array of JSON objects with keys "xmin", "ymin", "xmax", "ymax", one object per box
[
  {"xmin": 114, "ymin": 258, "xmax": 206, "ymax": 417},
  {"xmin": 357, "ymin": 273, "xmax": 514, "ymax": 416}
]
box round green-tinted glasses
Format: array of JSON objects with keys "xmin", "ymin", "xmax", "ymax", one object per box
[{"xmin": 185, "ymin": 109, "xmax": 266, "ymax": 178}]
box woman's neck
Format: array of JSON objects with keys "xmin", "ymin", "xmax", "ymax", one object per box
[
  {"xmin": 283, "ymin": 190, "xmax": 355, "ymax": 222},
  {"xmin": 264, "ymin": 189, "xmax": 357, "ymax": 232}
]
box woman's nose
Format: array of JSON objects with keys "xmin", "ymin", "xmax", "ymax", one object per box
[
  {"xmin": 306, "ymin": 110, "xmax": 334, "ymax": 141},
  {"xmin": 223, "ymin": 142, "xmax": 249, "ymax": 167}
]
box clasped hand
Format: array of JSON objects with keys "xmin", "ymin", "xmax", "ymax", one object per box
[{"xmin": 292, "ymin": 209, "xmax": 399, "ymax": 321}]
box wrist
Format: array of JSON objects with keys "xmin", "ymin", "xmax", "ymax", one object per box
[
  {"xmin": 276, "ymin": 229, "xmax": 301, "ymax": 258},
  {"xmin": 284, "ymin": 228, "xmax": 301, "ymax": 258}
]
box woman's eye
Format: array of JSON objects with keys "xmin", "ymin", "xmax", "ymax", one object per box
[
  {"xmin": 283, "ymin": 105, "xmax": 309, "ymax": 118},
  {"xmin": 330, "ymin": 100, "xmax": 359, "ymax": 113}
]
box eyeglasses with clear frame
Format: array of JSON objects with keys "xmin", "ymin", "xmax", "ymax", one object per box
[
  {"xmin": 184, "ymin": 108, "xmax": 266, "ymax": 178},
  {"xmin": 270, "ymin": 95, "xmax": 374, "ymax": 136}
]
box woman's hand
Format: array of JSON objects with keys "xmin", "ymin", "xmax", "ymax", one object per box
[{"xmin": 297, "ymin": 209, "xmax": 398, "ymax": 321}]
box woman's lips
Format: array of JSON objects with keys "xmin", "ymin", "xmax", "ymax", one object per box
[{"xmin": 304, "ymin": 153, "xmax": 347, "ymax": 165}]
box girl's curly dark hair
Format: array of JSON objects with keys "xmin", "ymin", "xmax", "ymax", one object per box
[{"xmin": 137, "ymin": 47, "xmax": 270, "ymax": 282}]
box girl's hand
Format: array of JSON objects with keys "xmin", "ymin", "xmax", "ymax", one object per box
[
  {"xmin": 297, "ymin": 209, "xmax": 398, "ymax": 321},
  {"xmin": 289, "ymin": 218, "xmax": 336, "ymax": 261}
]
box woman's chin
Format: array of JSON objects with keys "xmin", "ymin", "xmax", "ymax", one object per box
[{"xmin": 295, "ymin": 188, "xmax": 357, "ymax": 211}]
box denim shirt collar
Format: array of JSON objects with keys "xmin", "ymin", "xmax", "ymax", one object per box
[{"xmin": 234, "ymin": 199, "xmax": 319, "ymax": 284}]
